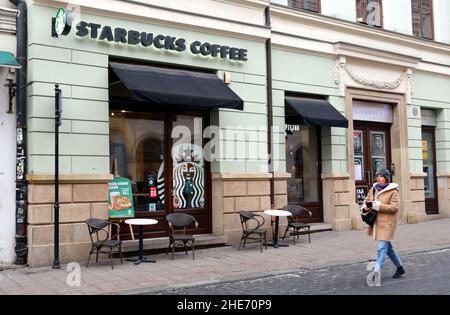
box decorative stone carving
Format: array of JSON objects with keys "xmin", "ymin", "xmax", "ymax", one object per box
[{"xmin": 343, "ymin": 64, "xmax": 407, "ymax": 90}]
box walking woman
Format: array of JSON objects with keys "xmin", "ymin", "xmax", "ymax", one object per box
[{"xmin": 361, "ymin": 169, "xmax": 406, "ymax": 279}]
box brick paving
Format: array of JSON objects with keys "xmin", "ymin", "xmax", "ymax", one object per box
[
  {"xmin": 1, "ymin": 218, "xmax": 450, "ymax": 295},
  {"xmin": 151, "ymin": 248, "xmax": 450, "ymax": 295}
]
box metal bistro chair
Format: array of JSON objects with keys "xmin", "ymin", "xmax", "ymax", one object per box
[
  {"xmin": 238, "ymin": 211, "xmax": 267, "ymax": 253},
  {"xmin": 165, "ymin": 213, "xmax": 198, "ymax": 260},
  {"xmin": 86, "ymin": 218, "xmax": 123, "ymax": 269},
  {"xmin": 281, "ymin": 205, "xmax": 312, "ymax": 245}
]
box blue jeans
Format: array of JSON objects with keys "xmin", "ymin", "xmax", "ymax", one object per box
[{"xmin": 375, "ymin": 240, "xmax": 403, "ymax": 273}]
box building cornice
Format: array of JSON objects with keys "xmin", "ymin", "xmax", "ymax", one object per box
[
  {"xmin": 270, "ymin": 4, "xmax": 450, "ymax": 54},
  {"xmin": 335, "ymin": 42, "xmax": 422, "ymax": 69},
  {"xmin": 33, "ymin": 0, "xmax": 270, "ymax": 42},
  {"xmin": 0, "ymin": 7, "xmax": 18, "ymax": 34}
]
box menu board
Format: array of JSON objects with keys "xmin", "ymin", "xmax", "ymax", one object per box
[{"xmin": 108, "ymin": 177, "xmax": 135, "ymax": 218}]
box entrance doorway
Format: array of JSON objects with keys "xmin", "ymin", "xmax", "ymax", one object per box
[
  {"xmin": 354, "ymin": 122, "xmax": 392, "ymax": 203},
  {"xmin": 422, "ymin": 126, "xmax": 438, "ymax": 214},
  {"xmin": 285, "ymin": 125, "xmax": 323, "ymax": 222},
  {"xmin": 109, "ymin": 109, "xmax": 211, "ymax": 239}
]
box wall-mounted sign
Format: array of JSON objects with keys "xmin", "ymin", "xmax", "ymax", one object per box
[
  {"xmin": 353, "ymin": 101, "xmax": 393, "ymax": 123},
  {"xmin": 53, "ymin": 8, "xmax": 72, "ymax": 36},
  {"xmin": 51, "ymin": 14, "xmax": 248, "ymax": 62}
]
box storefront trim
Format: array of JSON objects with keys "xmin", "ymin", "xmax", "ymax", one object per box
[{"xmin": 27, "ymin": 174, "xmax": 113, "ymax": 184}]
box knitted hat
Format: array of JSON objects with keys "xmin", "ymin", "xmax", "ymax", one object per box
[{"xmin": 376, "ymin": 169, "xmax": 391, "ymax": 183}]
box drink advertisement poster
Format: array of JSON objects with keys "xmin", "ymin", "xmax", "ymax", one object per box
[{"xmin": 108, "ymin": 177, "xmax": 135, "ymax": 218}]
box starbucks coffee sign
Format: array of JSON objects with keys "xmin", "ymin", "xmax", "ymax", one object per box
[{"xmin": 51, "ymin": 9, "xmax": 248, "ymax": 62}]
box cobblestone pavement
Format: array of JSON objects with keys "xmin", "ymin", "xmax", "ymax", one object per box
[
  {"xmin": 1, "ymin": 218, "xmax": 450, "ymax": 295},
  {"xmin": 149, "ymin": 248, "xmax": 450, "ymax": 295}
]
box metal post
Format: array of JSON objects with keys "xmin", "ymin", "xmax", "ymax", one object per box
[{"xmin": 52, "ymin": 84, "xmax": 62, "ymax": 269}]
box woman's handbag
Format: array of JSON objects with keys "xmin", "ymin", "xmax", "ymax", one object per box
[
  {"xmin": 361, "ymin": 189, "xmax": 377, "ymax": 226},
  {"xmin": 361, "ymin": 209, "xmax": 377, "ymax": 226}
]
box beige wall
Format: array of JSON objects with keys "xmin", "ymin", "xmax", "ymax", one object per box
[
  {"xmin": 212, "ymin": 173, "xmax": 289, "ymax": 244},
  {"xmin": 26, "ymin": 175, "xmax": 111, "ymax": 267}
]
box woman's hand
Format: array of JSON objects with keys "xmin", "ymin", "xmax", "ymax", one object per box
[{"xmin": 372, "ymin": 200, "xmax": 381, "ymax": 211}]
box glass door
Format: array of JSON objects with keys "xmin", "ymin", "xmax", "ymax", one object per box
[
  {"xmin": 170, "ymin": 114, "xmax": 210, "ymax": 234},
  {"xmin": 354, "ymin": 122, "xmax": 391, "ymax": 205},
  {"xmin": 285, "ymin": 125, "xmax": 323, "ymax": 223},
  {"xmin": 422, "ymin": 127, "xmax": 438, "ymax": 214}
]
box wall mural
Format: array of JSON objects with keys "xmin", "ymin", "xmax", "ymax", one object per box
[
  {"xmin": 156, "ymin": 144, "xmax": 205, "ymax": 209},
  {"xmin": 172, "ymin": 144, "xmax": 205, "ymax": 209}
]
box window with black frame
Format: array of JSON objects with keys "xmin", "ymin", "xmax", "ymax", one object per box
[
  {"xmin": 287, "ymin": 0, "xmax": 320, "ymax": 12},
  {"xmin": 411, "ymin": 0, "xmax": 433, "ymax": 40},
  {"xmin": 356, "ymin": 0, "xmax": 382, "ymax": 27}
]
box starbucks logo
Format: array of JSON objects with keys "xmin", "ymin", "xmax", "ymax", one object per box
[{"xmin": 53, "ymin": 8, "xmax": 72, "ymax": 37}]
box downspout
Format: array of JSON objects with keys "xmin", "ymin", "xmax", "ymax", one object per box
[
  {"xmin": 10, "ymin": 0, "xmax": 28, "ymax": 265},
  {"xmin": 265, "ymin": 7, "xmax": 274, "ymax": 207}
]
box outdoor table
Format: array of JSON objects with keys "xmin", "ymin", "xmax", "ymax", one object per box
[
  {"xmin": 263, "ymin": 210, "xmax": 292, "ymax": 248},
  {"xmin": 125, "ymin": 218, "xmax": 158, "ymax": 264}
]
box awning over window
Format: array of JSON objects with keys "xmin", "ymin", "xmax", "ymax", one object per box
[
  {"xmin": 285, "ymin": 97, "xmax": 348, "ymax": 128},
  {"xmin": 0, "ymin": 51, "xmax": 20, "ymax": 69},
  {"xmin": 110, "ymin": 62, "xmax": 243, "ymax": 110}
]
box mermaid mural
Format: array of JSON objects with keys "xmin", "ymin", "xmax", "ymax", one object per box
[{"xmin": 157, "ymin": 144, "xmax": 205, "ymax": 209}]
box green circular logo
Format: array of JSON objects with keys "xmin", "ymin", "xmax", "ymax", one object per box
[{"xmin": 55, "ymin": 8, "xmax": 67, "ymax": 35}]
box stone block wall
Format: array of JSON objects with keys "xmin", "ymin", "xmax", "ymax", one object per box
[
  {"xmin": 26, "ymin": 176, "xmax": 111, "ymax": 267},
  {"xmin": 212, "ymin": 173, "xmax": 290, "ymax": 245},
  {"xmin": 408, "ymin": 173, "xmax": 427, "ymax": 223},
  {"xmin": 437, "ymin": 173, "xmax": 450, "ymax": 217},
  {"xmin": 322, "ymin": 173, "xmax": 354, "ymax": 231}
]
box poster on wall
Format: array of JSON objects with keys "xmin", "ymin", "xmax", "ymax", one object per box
[{"xmin": 108, "ymin": 177, "xmax": 135, "ymax": 218}]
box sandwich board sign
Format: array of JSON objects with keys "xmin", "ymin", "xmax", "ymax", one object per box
[{"xmin": 108, "ymin": 177, "xmax": 135, "ymax": 218}]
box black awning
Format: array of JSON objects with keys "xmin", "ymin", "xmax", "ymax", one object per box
[
  {"xmin": 110, "ymin": 62, "xmax": 243, "ymax": 110},
  {"xmin": 285, "ymin": 97, "xmax": 348, "ymax": 128}
]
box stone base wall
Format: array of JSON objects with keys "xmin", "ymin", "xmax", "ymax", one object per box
[
  {"xmin": 26, "ymin": 175, "xmax": 111, "ymax": 267},
  {"xmin": 322, "ymin": 173, "xmax": 356, "ymax": 231},
  {"xmin": 408, "ymin": 173, "xmax": 427, "ymax": 224},
  {"xmin": 437, "ymin": 173, "xmax": 450, "ymax": 217},
  {"xmin": 212, "ymin": 173, "xmax": 290, "ymax": 245}
]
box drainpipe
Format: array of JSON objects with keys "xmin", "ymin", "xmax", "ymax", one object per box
[
  {"xmin": 10, "ymin": 0, "xmax": 28, "ymax": 265},
  {"xmin": 265, "ymin": 7, "xmax": 274, "ymax": 208}
]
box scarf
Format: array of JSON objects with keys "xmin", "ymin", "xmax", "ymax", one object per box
[{"xmin": 374, "ymin": 183, "xmax": 389, "ymax": 191}]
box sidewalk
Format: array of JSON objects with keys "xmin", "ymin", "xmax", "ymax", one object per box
[{"xmin": 1, "ymin": 218, "xmax": 450, "ymax": 295}]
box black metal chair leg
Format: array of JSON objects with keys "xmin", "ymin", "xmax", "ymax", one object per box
[
  {"xmin": 282, "ymin": 227, "xmax": 289, "ymax": 240},
  {"xmin": 308, "ymin": 227, "xmax": 311, "ymax": 244},
  {"xmin": 192, "ymin": 240, "xmax": 195, "ymax": 260},
  {"xmin": 264, "ymin": 233, "xmax": 267, "ymax": 250},
  {"xmin": 86, "ymin": 250, "xmax": 93, "ymax": 268}
]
